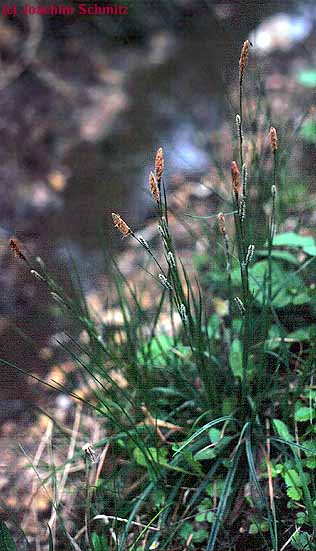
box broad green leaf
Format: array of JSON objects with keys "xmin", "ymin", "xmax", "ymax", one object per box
[
  {"xmin": 303, "ymin": 245, "xmax": 316, "ymax": 256},
  {"xmin": 297, "ymin": 69, "xmax": 316, "ymax": 87},
  {"xmin": 221, "ymin": 397, "xmax": 237, "ymax": 415},
  {"xmin": 296, "ymin": 511, "xmax": 307, "ymax": 525},
  {"xmin": 0, "ymin": 520, "xmax": 18, "ymax": 551},
  {"xmin": 288, "ymin": 326, "xmax": 315, "ymax": 341},
  {"xmin": 265, "ymin": 324, "xmax": 282, "ymax": 351},
  {"xmin": 272, "ymin": 232, "xmax": 314, "ymax": 249},
  {"xmin": 256, "ymin": 249, "xmax": 299, "ymax": 265},
  {"xmin": 195, "ymin": 511, "xmax": 214, "ymax": 522},
  {"xmin": 196, "ymin": 498, "xmax": 215, "ymax": 522},
  {"xmin": 138, "ymin": 336, "xmax": 188, "ymax": 367},
  {"xmin": 295, "ymin": 407, "xmax": 315, "ymax": 422},
  {"xmin": 273, "ymin": 419, "xmax": 293, "ymax": 442},
  {"xmin": 209, "ymin": 428, "xmax": 221, "ymax": 443},
  {"xmin": 179, "ymin": 523, "xmax": 208, "ymax": 543},
  {"xmin": 301, "ymin": 441, "xmax": 316, "ymax": 468},
  {"xmin": 181, "ymin": 450, "xmax": 204, "ymax": 476},
  {"xmin": 206, "ymin": 479, "xmax": 225, "ymax": 498},
  {"xmin": 232, "ymin": 318, "xmax": 242, "ymax": 332},
  {"xmin": 300, "ymin": 119, "xmax": 316, "ymax": 143},
  {"xmin": 133, "ymin": 447, "xmax": 168, "ymax": 467},
  {"xmin": 152, "ymin": 489, "xmax": 165, "ymax": 508},
  {"xmin": 249, "ymin": 523, "xmax": 259, "ymax": 535},
  {"xmin": 284, "ymin": 469, "xmax": 302, "ymax": 488},
  {"xmin": 249, "ymin": 260, "xmax": 308, "ymax": 308},
  {"xmin": 194, "ymin": 446, "xmax": 216, "ymax": 461},
  {"xmin": 306, "ymin": 457, "xmax": 316, "ymax": 469},
  {"xmin": 249, "ymin": 521, "xmax": 269, "ymax": 535},
  {"xmin": 229, "ymin": 339, "xmax": 243, "ymax": 379},
  {"xmin": 301, "ymin": 440, "xmax": 316, "ymax": 456},
  {"xmin": 292, "ymin": 292, "xmax": 310, "ymax": 305},
  {"xmin": 287, "ymin": 486, "xmax": 302, "ymax": 500},
  {"xmin": 291, "ymin": 532, "xmax": 312, "ymax": 551},
  {"xmin": 192, "ymin": 529, "xmax": 208, "ymax": 543},
  {"xmin": 292, "ymin": 530, "xmax": 311, "ymax": 550}
]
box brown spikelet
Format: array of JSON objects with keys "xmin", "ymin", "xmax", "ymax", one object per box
[
  {"xmin": 217, "ymin": 212, "xmax": 226, "ymax": 235},
  {"xmin": 149, "ymin": 171, "xmax": 160, "ymax": 202},
  {"xmin": 239, "ymin": 40, "xmax": 250, "ymax": 81},
  {"xmin": 9, "ymin": 238, "xmax": 26, "ymax": 261},
  {"xmin": 155, "ymin": 147, "xmax": 164, "ymax": 182},
  {"xmin": 269, "ymin": 126, "xmax": 278, "ymax": 152},
  {"xmin": 231, "ymin": 161, "xmax": 241, "ymax": 197},
  {"xmin": 112, "ymin": 213, "xmax": 131, "ymax": 237}
]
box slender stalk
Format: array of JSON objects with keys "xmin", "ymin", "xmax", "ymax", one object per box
[
  {"xmin": 218, "ymin": 213, "xmax": 233, "ymax": 335},
  {"xmin": 268, "ymin": 128, "xmax": 278, "ymax": 304},
  {"xmin": 236, "ymin": 40, "xmax": 251, "ymax": 415},
  {"xmin": 239, "ymin": 86, "xmax": 244, "ymax": 168}
]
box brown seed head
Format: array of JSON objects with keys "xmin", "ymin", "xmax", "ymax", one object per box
[
  {"xmin": 217, "ymin": 212, "xmax": 226, "ymax": 235},
  {"xmin": 9, "ymin": 238, "xmax": 26, "ymax": 261},
  {"xmin": 239, "ymin": 40, "xmax": 250, "ymax": 80},
  {"xmin": 231, "ymin": 161, "xmax": 241, "ymax": 196},
  {"xmin": 155, "ymin": 147, "xmax": 164, "ymax": 182},
  {"xmin": 269, "ymin": 126, "xmax": 278, "ymax": 152},
  {"xmin": 112, "ymin": 213, "xmax": 131, "ymax": 237},
  {"xmin": 149, "ymin": 171, "xmax": 160, "ymax": 202}
]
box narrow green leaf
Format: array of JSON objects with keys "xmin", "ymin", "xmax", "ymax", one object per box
[
  {"xmin": 48, "ymin": 525, "xmax": 54, "ymax": 551},
  {"xmin": 173, "ymin": 416, "xmax": 235, "ymax": 455},
  {"xmin": 206, "ymin": 447, "xmax": 241, "ymax": 551}
]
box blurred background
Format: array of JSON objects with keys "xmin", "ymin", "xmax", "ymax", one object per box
[{"xmin": 0, "ymin": 0, "xmax": 316, "ymax": 415}]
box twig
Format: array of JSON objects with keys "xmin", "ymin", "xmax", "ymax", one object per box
[
  {"xmin": 47, "ymin": 403, "xmax": 82, "ymax": 536},
  {"xmin": 74, "ymin": 514, "xmax": 160, "ymax": 541},
  {"xmin": 21, "ymin": 418, "xmax": 54, "ymax": 531}
]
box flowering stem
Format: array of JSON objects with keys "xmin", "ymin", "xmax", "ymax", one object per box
[{"xmin": 268, "ymin": 149, "xmax": 277, "ymax": 304}]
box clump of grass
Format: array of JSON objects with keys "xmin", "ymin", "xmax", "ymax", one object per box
[{"xmin": 2, "ymin": 39, "xmax": 316, "ymax": 551}]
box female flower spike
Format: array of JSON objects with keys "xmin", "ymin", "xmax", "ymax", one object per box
[{"xmin": 155, "ymin": 147, "xmax": 164, "ymax": 182}]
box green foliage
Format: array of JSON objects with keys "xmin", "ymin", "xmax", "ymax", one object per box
[
  {"xmin": 273, "ymin": 232, "xmax": 315, "ymax": 252},
  {"xmin": 291, "ymin": 530, "xmax": 313, "ymax": 550},
  {"xmin": 295, "ymin": 407, "xmax": 315, "ymax": 423},
  {"xmin": 89, "ymin": 533, "xmax": 109, "ymax": 551},
  {"xmin": 229, "ymin": 338, "xmax": 243, "ymax": 379},
  {"xmin": 273, "ymin": 418, "xmax": 294, "ymax": 441},
  {"xmin": 133, "ymin": 447, "xmax": 168, "ymax": 468},
  {"xmin": 300, "ymin": 118, "xmax": 316, "ymax": 144},
  {"xmin": 0, "ymin": 521, "xmax": 18, "ymax": 551},
  {"xmin": 297, "ymin": 69, "xmax": 316, "ymax": 88},
  {"xmin": 179, "ymin": 522, "xmax": 208, "ymax": 543},
  {"xmin": 249, "ymin": 520, "xmax": 269, "ymax": 534},
  {"xmin": 247, "ymin": 259, "xmax": 309, "ymax": 307}
]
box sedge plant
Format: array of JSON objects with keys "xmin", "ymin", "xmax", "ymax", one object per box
[{"xmin": 2, "ymin": 40, "xmax": 316, "ymax": 551}]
